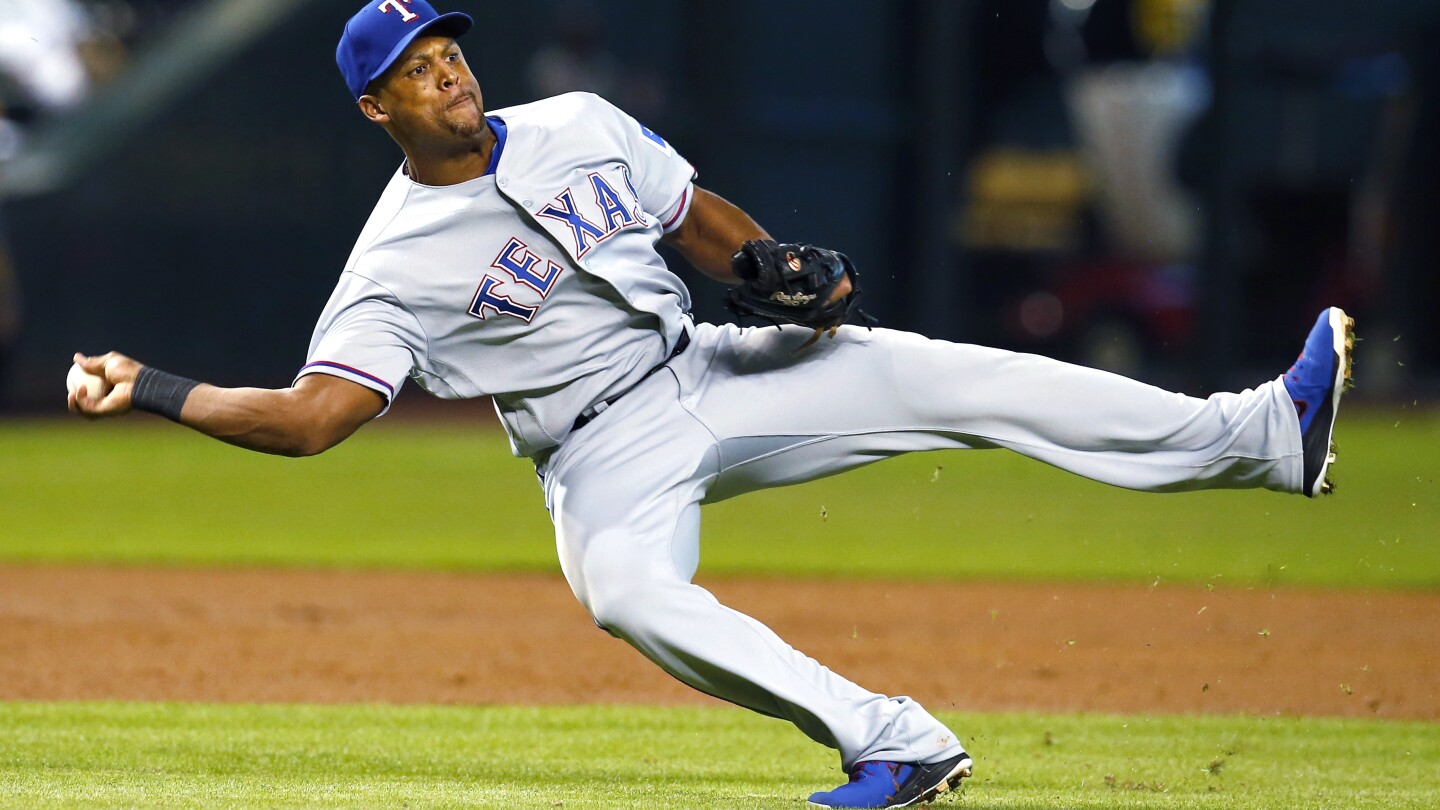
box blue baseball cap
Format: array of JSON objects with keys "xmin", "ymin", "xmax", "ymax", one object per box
[{"xmin": 337, "ymin": 1, "xmax": 473, "ymax": 100}]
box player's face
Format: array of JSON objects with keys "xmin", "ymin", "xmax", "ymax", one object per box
[{"xmin": 366, "ymin": 36, "xmax": 486, "ymax": 142}]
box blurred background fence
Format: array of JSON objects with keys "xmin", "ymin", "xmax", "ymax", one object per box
[{"xmin": 1, "ymin": 0, "xmax": 1436, "ymax": 411}]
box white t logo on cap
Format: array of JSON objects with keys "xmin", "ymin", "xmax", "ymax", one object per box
[{"xmin": 378, "ymin": 0, "xmax": 419, "ymax": 22}]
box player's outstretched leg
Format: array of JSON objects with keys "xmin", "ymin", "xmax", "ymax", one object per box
[
  {"xmin": 1281, "ymin": 307, "xmax": 1355, "ymax": 496},
  {"xmin": 678, "ymin": 308, "xmax": 1355, "ymax": 501}
]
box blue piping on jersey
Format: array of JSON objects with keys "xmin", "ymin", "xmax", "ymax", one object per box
[{"xmin": 484, "ymin": 116, "xmax": 508, "ymax": 176}]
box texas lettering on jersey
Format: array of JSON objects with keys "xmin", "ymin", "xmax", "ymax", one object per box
[
  {"xmin": 470, "ymin": 170, "xmax": 643, "ymax": 323},
  {"xmin": 537, "ymin": 170, "xmax": 643, "ymax": 257},
  {"xmin": 467, "ymin": 237, "xmax": 563, "ymax": 323}
]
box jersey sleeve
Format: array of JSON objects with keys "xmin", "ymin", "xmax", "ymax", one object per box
[
  {"xmin": 654, "ymin": 182, "xmax": 695, "ymax": 235},
  {"xmin": 295, "ymin": 273, "xmax": 424, "ymax": 417},
  {"xmin": 592, "ymin": 96, "xmax": 697, "ymax": 229}
]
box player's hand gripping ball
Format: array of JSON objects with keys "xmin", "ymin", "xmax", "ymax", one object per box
[
  {"xmin": 726, "ymin": 240, "xmax": 863, "ymax": 337},
  {"xmin": 67, "ymin": 362, "xmax": 111, "ymax": 403}
]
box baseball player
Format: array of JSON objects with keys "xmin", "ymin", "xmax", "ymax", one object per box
[{"xmin": 69, "ymin": 2, "xmax": 1355, "ymax": 807}]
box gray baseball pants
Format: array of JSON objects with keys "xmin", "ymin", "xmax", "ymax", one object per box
[{"xmin": 537, "ymin": 322, "xmax": 1302, "ymax": 769}]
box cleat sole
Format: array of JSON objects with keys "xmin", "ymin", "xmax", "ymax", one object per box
[
  {"xmin": 1340, "ymin": 314, "xmax": 1356, "ymax": 393},
  {"xmin": 1314, "ymin": 309, "xmax": 1353, "ymax": 497},
  {"xmin": 909, "ymin": 758, "xmax": 972, "ymax": 806},
  {"xmin": 1320, "ymin": 440, "xmax": 1339, "ymax": 495}
]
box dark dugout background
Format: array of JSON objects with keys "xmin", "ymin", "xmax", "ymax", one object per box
[{"xmin": 2, "ymin": 0, "xmax": 1436, "ymax": 410}]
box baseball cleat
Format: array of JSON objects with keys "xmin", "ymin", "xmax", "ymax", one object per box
[
  {"xmin": 1282, "ymin": 307, "xmax": 1355, "ymax": 497},
  {"xmin": 806, "ymin": 751, "xmax": 973, "ymax": 808}
]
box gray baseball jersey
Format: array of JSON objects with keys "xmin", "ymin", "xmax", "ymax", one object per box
[{"xmin": 297, "ymin": 92, "xmax": 695, "ymax": 457}]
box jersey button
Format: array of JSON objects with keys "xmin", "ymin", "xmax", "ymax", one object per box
[
  {"xmin": 522, "ymin": 199, "xmax": 533, "ymax": 207},
  {"xmin": 498, "ymin": 178, "xmax": 509, "ymax": 187}
]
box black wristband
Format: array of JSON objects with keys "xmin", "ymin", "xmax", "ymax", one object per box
[{"xmin": 131, "ymin": 367, "xmax": 201, "ymax": 422}]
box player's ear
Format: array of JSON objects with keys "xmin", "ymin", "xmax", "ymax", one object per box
[{"xmin": 358, "ymin": 94, "xmax": 389, "ymax": 124}]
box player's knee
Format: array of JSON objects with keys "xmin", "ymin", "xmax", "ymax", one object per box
[
  {"xmin": 569, "ymin": 531, "xmax": 688, "ymax": 635},
  {"xmin": 582, "ymin": 571, "xmax": 689, "ymax": 641},
  {"xmin": 583, "ymin": 579, "xmax": 656, "ymax": 635}
]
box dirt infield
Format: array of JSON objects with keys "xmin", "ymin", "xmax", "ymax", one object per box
[{"xmin": 0, "ymin": 565, "xmax": 1435, "ymax": 719}]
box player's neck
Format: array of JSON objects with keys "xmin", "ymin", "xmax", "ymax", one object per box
[{"xmin": 400, "ymin": 128, "xmax": 497, "ymax": 186}]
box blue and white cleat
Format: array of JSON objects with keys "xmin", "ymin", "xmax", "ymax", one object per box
[
  {"xmin": 807, "ymin": 752, "xmax": 973, "ymax": 808},
  {"xmin": 1282, "ymin": 307, "xmax": 1355, "ymax": 497}
]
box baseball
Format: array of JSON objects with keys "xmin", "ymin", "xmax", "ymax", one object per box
[{"xmin": 67, "ymin": 363, "xmax": 111, "ymax": 402}]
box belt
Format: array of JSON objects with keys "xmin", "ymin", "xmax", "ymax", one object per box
[{"xmin": 571, "ymin": 329, "xmax": 691, "ymax": 433}]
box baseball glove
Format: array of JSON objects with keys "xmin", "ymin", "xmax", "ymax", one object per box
[{"xmin": 726, "ymin": 240, "xmax": 865, "ymax": 336}]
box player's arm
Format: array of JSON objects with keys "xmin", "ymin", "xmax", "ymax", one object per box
[
  {"xmin": 661, "ymin": 185, "xmax": 853, "ymax": 303},
  {"xmin": 68, "ymin": 351, "xmax": 383, "ymax": 457},
  {"xmin": 661, "ymin": 186, "xmax": 770, "ymax": 283}
]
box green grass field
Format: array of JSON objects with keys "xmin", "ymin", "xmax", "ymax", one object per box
[
  {"xmin": 1, "ymin": 703, "xmax": 1435, "ymax": 809},
  {"xmin": 2, "ymin": 410, "xmax": 1437, "ymax": 587},
  {"xmin": 2, "ymin": 410, "xmax": 1436, "ymax": 808}
]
